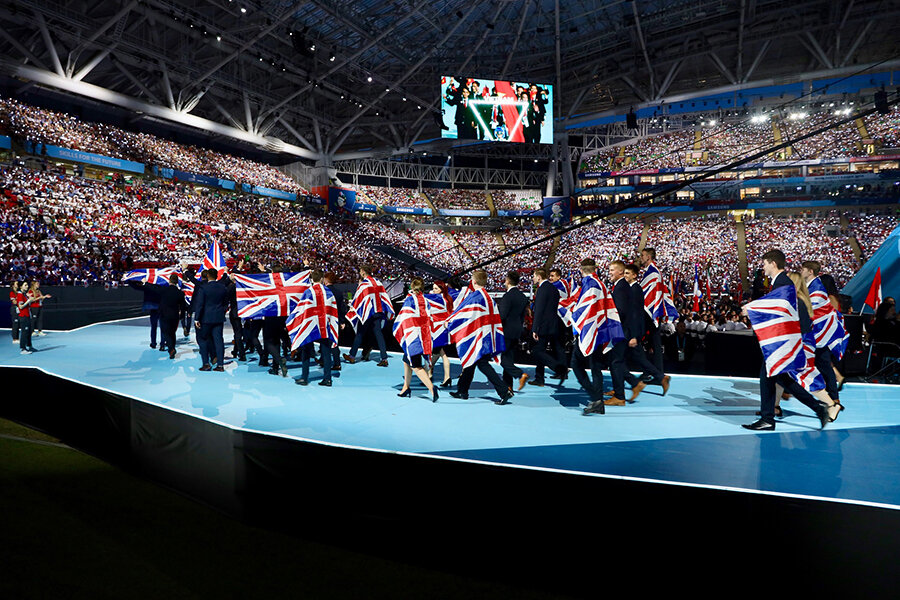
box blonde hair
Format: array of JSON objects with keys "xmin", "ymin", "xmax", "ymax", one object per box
[
  {"xmin": 472, "ymin": 270, "xmax": 488, "ymax": 287},
  {"xmin": 788, "ymin": 272, "xmax": 813, "ymax": 316},
  {"xmin": 409, "ymin": 277, "xmax": 424, "ymax": 293}
]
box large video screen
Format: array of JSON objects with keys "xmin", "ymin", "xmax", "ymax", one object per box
[{"xmin": 440, "ymin": 77, "xmax": 553, "ymax": 144}]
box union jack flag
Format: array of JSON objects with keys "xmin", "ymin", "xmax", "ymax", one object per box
[
  {"xmin": 553, "ymin": 274, "xmax": 581, "ymax": 325},
  {"xmin": 640, "ymin": 263, "xmax": 678, "ymax": 321},
  {"xmin": 202, "ymin": 240, "xmax": 227, "ymax": 279},
  {"xmin": 692, "ymin": 265, "xmax": 702, "ymax": 313},
  {"xmin": 568, "ymin": 273, "xmax": 625, "ymax": 356},
  {"xmin": 286, "ymin": 282, "xmax": 339, "ymax": 351},
  {"xmin": 788, "ymin": 332, "xmax": 827, "ymax": 393},
  {"xmin": 424, "ymin": 292, "xmax": 453, "ymax": 348},
  {"xmin": 745, "ymin": 284, "xmax": 807, "ymax": 377},
  {"xmin": 393, "ymin": 293, "xmax": 434, "ymax": 359},
  {"xmin": 232, "ymin": 271, "xmax": 311, "ymax": 319},
  {"xmin": 346, "ymin": 276, "xmax": 395, "ymax": 332},
  {"xmin": 448, "ymin": 288, "xmax": 505, "ymax": 369},
  {"xmin": 122, "ymin": 266, "xmax": 177, "ymax": 285},
  {"xmin": 808, "ymin": 276, "xmax": 848, "ymax": 360}
]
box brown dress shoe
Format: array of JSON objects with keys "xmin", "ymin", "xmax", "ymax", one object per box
[
  {"xmin": 604, "ymin": 396, "xmax": 626, "ymax": 406},
  {"xmin": 661, "ymin": 375, "xmax": 671, "ymax": 396},
  {"xmin": 517, "ymin": 373, "xmax": 529, "ymax": 391},
  {"xmin": 628, "ymin": 381, "xmax": 646, "ymax": 403},
  {"xmin": 604, "ymin": 390, "xmax": 615, "ymax": 396}
]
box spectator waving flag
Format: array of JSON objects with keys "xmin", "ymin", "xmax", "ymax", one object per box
[
  {"xmin": 175, "ymin": 272, "xmax": 200, "ymax": 305},
  {"xmin": 864, "ymin": 267, "xmax": 882, "ymax": 312},
  {"xmin": 569, "ymin": 273, "xmax": 625, "ymax": 356},
  {"xmin": 232, "ymin": 271, "xmax": 311, "ymax": 319},
  {"xmin": 286, "ymin": 282, "xmax": 338, "ymax": 351},
  {"xmin": 641, "ymin": 263, "xmax": 679, "ymax": 321},
  {"xmin": 692, "ymin": 265, "xmax": 702, "ymax": 313},
  {"xmin": 448, "ymin": 288, "xmax": 505, "ymax": 369},
  {"xmin": 202, "ymin": 240, "xmax": 227, "ymax": 279},
  {"xmin": 745, "ymin": 284, "xmax": 807, "ymax": 377},
  {"xmin": 393, "ymin": 293, "xmax": 434, "ymax": 359},
  {"xmin": 346, "ymin": 276, "xmax": 396, "ymax": 332},
  {"xmin": 808, "ymin": 276, "xmax": 849, "ymax": 360},
  {"xmin": 122, "ymin": 266, "xmax": 177, "ymax": 285},
  {"xmin": 424, "ymin": 292, "xmax": 453, "ymax": 348}
]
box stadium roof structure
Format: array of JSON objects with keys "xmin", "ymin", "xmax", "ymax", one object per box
[{"xmin": 1, "ymin": 0, "xmax": 899, "ymax": 163}]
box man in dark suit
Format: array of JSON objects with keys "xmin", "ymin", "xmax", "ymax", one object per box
[
  {"xmin": 623, "ymin": 264, "xmax": 670, "ymax": 397},
  {"xmin": 145, "ymin": 274, "xmax": 186, "ymax": 360},
  {"xmin": 324, "ymin": 272, "xmax": 344, "ymax": 372},
  {"xmin": 193, "ymin": 268, "xmax": 228, "ymax": 372},
  {"xmin": 604, "ymin": 260, "xmax": 636, "ymax": 406},
  {"xmin": 497, "ymin": 271, "xmax": 529, "ymax": 392},
  {"xmin": 529, "ymin": 268, "xmax": 567, "ymax": 386},
  {"xmin": 742, "ymin": 249, "xmax": 833, "ymax": 430}
]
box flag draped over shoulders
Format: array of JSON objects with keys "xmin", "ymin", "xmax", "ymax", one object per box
[
  {"xmin": 808, "ymin": 276, "xmax": 848, "ymax": 360},
  {"xmin": 287, "ymin": 282, "xmax": 338, "ymax": 350},
  {"xmin": 346, "ymin": 276, "xmax": 395, "ymax": 331},
  {"xmin": 232, "ymin": 271, "xmax": 311, "ymax": 318},
  {"xmin": 447, "ymin": 288, "xmax": 504, "ymax": 368},
  {"xmin": 745, "ymin": 284, "xmax": 807, "ymax": 377},
  {"xmin": 393, "ymin": 293, "xmax": 434, "ymax": 359}
]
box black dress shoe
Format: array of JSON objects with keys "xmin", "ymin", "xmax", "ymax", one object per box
[
  {"xmin": 583, "ymin": 399, "xmax": 605, "ymax": 415},
  {"xmin": 318, "ymin": 380, "xmax": 332, "ymax": 387},
  {"xmin": 295, "ymin": 379, "xmax": 308, "ymax": 386},
  {"xmin": 432, "ymin": 388, "xmax": 439, "ymax": 403},
  {"xmin": 742, "ymin": 419, "xmax": 775, "ymax": 431},
  {"xmin": 528, "ymin": 380, "xmax": 545, "ymax": 387},
  {"xmin": 449, "ymin": 391, "xmax": 468, "ymax": 400},
  {"xmin": 494, "ymin": 391, "xmax": 514, "ymax": 405}
]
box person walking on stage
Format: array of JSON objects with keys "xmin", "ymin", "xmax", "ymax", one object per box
[
  {"xmin": 343, "ymin": 265, "xmax": 394, "ymax": 367},
  {"xmin": 428, "ymin": 281, "xmax": 455, "ymax": 388},
  {"xmin": 288, "ymin": 270, "xmax": 339, "ymax": 387},
  {"xmin": 193, "ymin": 268, "xmax": 228, "ymax": 372},
  {"xmin": 448, "ymin": 270, "xmax": 513, "ymax": 405},
  {"xmin": 529, "ymin": 268, "xmax": 568, "ymax": 386},
  {"xmin": 639, "ymin": 247, "xmax": 668, "ymax": 378},
  {"xmin": 323, "ymin": 272, "xmax": 345, "ymax": 373},
  {"xmin": 624, "ymin": 264, "xmax": 671, "ymax": 396},
  {"xmin": 393, "ymin": 278, "xmax": 439, "ymax": 402},
  {"xmin": 605, "ymin": 260, "xmax": 638, "ymax": 406},
  {"xmin": 143, "ymin": 273, "xmax": 185, "ymax": 359},
  {"xmin": 742, "ymin": 250, "xmax": 834, "ymax": 430},
  {"xmin": 801, "ymin": 260, "xmax": 843, "ymax": 409},
  {"xmin": 497, "ymin": 271, "xmax": 529, "ymax": 392}
]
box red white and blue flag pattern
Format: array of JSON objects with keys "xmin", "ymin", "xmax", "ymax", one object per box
[
  {"xmin": 566, "ymin": 273, "xmax": 625, "ymax": 356},
  {"xmin": 448, "ymin": 288, "xmax": 505, "ymax": 369},
  {"xmin": 692, "ymin": 264, "xmax": 702, "ymax": 313},
  {"xmin": 392, "ymin": 293, "xmax": 434, "ymax": 359},
  {"xmin": 232, "ymin": 271, "xmax": 311, "ymax": 319},
  {"xmin": 122, "ymin": 266, "xmax": 177, "ymax": 285},
  {"xmin": 641, "ymin": 263, "xmax": 679, "ymax": 321},
  {"xmin": 424, "ymin": 292, "xmax": 453, "ymax": 348},
  {"xmin": 346, "ymin": 276, "xmax": 395, "ymax": 332},
  {"xmin": 788, "ymin": 332, "xmax": 827, "ymax": 393},
  {"xmin": 553, "ymin": 274, "xmax": 581, "ymax": 326},
  {"xmin": 808, "ymin": 276, "xmax": 848, "ymax": 360},
  {"xmin": 745, "ymin": 284, "xmax": 807, "ymax": 377},
  {"xmin": 202, "ymin": 240, "xmax": 227, "ymax": 279},
  {"xmin": 286, "ymin": 282, "xmax": 338, "ymax": 351}
]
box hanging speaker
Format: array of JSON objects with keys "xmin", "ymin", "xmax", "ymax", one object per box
[{"xmin": 626, "ymin": 111, "xmax": 637, "ymax": 129}]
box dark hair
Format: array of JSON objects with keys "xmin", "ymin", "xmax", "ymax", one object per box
[
  {"xmin": 549, "ymin": 268, "xmax": 562, "ymax": 277},
  {"xmin": 205, "ymin": 268, "xmax": 218, "ymax": 280},
  {"xmin": 761, "ymin": 249, "xmax": 786, "ymax": 270},
  {"xmin": 642, "ymin": 247, "xmax": 656, "ymax": 260},
  {"xmin": 323, "ymin": 272, "xmax": 337, "ymax": 284},
  {"xmin": 624, "ymin": 263, "xmax": 640, "ymax": 275},
  {"xmin": 506, "ymin": 271, "xmax": 520, "ymax": 285},
  {"xmin": 819, "ymin": 273, "xmax": 839, "ymax": 297},
  {"xmin": 168, "ymin": 274, "xmax": 180, "ymax": 285},
  {"xmin": 311, "ymin": 269, "xmax": 323, "ymax": 283},
  {"xmin": 533, "ymin": 268, "xmax": 548, "ymax": 280},
  {"xmin": 801, "ymin": 260, "xmax": 821, "ymax": 275}
]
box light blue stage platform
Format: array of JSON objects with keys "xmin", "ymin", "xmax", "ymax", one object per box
[{"xmin": 4, "ymin": 317, "xmax": 900, "ymax": 510}]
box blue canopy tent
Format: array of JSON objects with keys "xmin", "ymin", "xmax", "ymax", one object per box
[{"xmin": 842, "ymin": 224, "xmax": 900, "ymax": 312}]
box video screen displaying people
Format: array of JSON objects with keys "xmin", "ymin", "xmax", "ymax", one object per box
[{"xmin": 439, "ymin": 76, "xmax": 553, "ymax": 144}]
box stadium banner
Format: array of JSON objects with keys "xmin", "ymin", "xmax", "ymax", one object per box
[
  {"xmin": 253, "ymin": 185, "xmax": 296, "ymax": 201},
  {"xmin": 29, "ymin": 142, "xmax": 145, "ymax": 174},
  {"xmin": 0, "ymin": 135, "xmax": 10, "ymax": 150},
  {"xmin": 497, "ymin": 209, "xmax": 542, "ymax": 218},
  {"xmin": 543, "ymin": 196, "xmax": 571, "ymax": 226},
  {"xmin": 383, "ymin": 206, "xmax": 432, "ymax": 216},
  {"xmin": 438, "ymin": 209, "xmax": 491, "ymax": 217},
  {"xmin": 440, "ymin": 76, "xmax": 553, "ymax": 144},
  {"xmin": 327, "ymin": 187, "xmax": 357, "ymax": 215},
  {"xmin": 218, "ymin": 179, "xmax": 236, "ymax": 190},
  {"xmin": 153, "ymin": 166, "xmax": 221, "ymax": 187}
]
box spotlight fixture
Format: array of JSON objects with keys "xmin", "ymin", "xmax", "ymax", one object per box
[
  {"xmin": 240, "ymin": 7, "xmax": 247, "ymax": 13},
  {"xmin": 329, "ymin": 53, "xmax": 335, "ymax": 61},
  {"xmin": 367, "ymin": 76, "xmax": 373, "ymax": 82}
]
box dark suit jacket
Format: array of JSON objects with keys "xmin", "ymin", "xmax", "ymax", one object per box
[
  {"xmin": 193, "ymin": 280, "xmax": 228, "ymax": 324},
  {"xmin": 328, "ymin": 284, "xmax": 347, "ymax": 321},
  {"xmin": 498, "ymin": 287, "xmax": 527, "ymax": 341},
  {"xmin": 531, "ymin": 280, "xmax": 560, "ymax": 336},
  {"xmin": 613, "ymin": 278, "xmax": 642, "ymax": 340},
  {"xmin": 146, "ymin": 283, "xmax": 185, "ymax": 321},
  {"xmin": 630, "ymin": 282, "xmax": 650, "ymax": 338}
]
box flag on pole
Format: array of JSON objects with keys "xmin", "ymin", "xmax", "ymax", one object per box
[
  {"xmin": 692, "ymin": 265, "xmax": 701, "ymax": 313},
  {"xmin": 864, "ymin": 267, "xmax": 882, "ymax": 312},
  {"xmin": 122, "ymin": 266, "xmax": 177, "ymax": 285},
  {"xmin": 202, "ymin": 240, "xmax": 227, "ymax": 279}
]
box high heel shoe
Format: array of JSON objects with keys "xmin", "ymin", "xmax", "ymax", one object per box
[
  {"xmin": 397, "ymin": 388, "xmax": 411, "ymax": 398},
  {"xmin": 440, "ymin": 378, "xmax": 453, "ymax": 388},
  {"xmin": 828, "ymin": 402, "xmax": 845, "ymax": 422},
  {"xmin": 432, "ymin": 388, "xmax": 439, "ymax": 403}
]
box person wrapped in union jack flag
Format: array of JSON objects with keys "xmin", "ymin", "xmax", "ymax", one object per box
[
  {"xmin": 343, "ymin": 264, "xmax": 394, "ymax": 367},
  {"xmin": 426, "ymin": 281, "xmax": 455, "ymax": 388},
  {"xmin": 741, "ymin": 249, "xmax": 839, "ymax": 431},
  {"xmin": 801, "ymin": 260, "xmax": 846, "ymax": 409},
  {"xmin": 288, "ymin": 270, "xmax": 339, "ymax": 387},
  {"xmin": 639, "ymin": 247, "xmax": 678, "ymax": 383},
  {"xmin": 447, "ymin": 269, "xmax": 513, "ymax": 405},
  {"xmin": 393, "ymin": 278, "xmax": 439, "ymax": 402}
]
